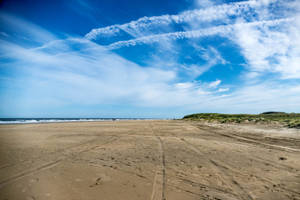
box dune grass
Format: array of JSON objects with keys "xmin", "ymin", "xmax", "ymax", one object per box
[{"xmin": 183, "ymin": 112, "xmax": 300, "ymax": 128}]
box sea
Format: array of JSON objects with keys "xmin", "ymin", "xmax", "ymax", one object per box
[{"xmin": 0, "ymin": 118, "xmax": 152, "ymax": 124}]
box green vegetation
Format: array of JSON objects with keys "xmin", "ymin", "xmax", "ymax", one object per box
[{"xmin": 183, "ymin": 112, "xmax": 300, "ymax": 129}]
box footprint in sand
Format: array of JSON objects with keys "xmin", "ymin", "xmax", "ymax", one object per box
[{"xmin": 89, "ymin": 174, "xmax": 111, "ymax": 187}]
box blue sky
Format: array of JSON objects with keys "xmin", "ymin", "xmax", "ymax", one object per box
[{"xmin": 0, "ymin": 0, "xmax": 300, "ymax": 118}]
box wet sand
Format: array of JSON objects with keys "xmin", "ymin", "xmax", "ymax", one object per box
[{"xmin": 0, "ymin": 120, "xmax": 299, "ymax": 200}]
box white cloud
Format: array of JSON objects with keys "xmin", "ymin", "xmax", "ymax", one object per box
[
  {"xmin": 218, "ymin": 88, "xmax": 229, "ymax": 92},
  {"xmin": 179, "ymin": 46, "xmax": 227, "ymax": 78},
  {"xmin": 2, "ymin": 34, "xmax": 300, "ymax": 116},
  {"xmin": 175, "ymin": 82, "xmax": 194, "ymax": 89},
  {"xmin": 83, "ymin": 0, "xmax": 300, "ymax": 83},
  {"xmin": 195, "ymin": 0, "xmax": 215, "ymax": 8},
  {"xmin": 208, "ymin": 79, "xmax": 221, "ymax": 88},
  {"xmin": 232, "ymin": 6, "xmax": 300, "ymax": 79},
  {"xmin": 0, "ymin": 32, "xmax": 9, "ymax": 37},
  {"xmin": 213, "ymin": 82, "xmax": 300, "ymax": 113},
  {"xmin": 0, "ymin": 35, "xmax": 232, "ymax": 112},
  {"xmin": 0, "ymin": 37, "xmax": 178, "ymax": 106},
  {"xmin": 0, "ymin": 12, "xmax": 56, "ymax": 45}
]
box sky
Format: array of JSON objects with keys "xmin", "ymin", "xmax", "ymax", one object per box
[{"xmin": 0, "ymin": 0, "xmax": 300, "ymax": 118}]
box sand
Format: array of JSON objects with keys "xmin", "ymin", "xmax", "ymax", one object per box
[{"xmin": 0, "ymin": 120, "xmax": 299, "ymax": 200}]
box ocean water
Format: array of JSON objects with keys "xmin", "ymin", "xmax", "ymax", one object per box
[{"xmin": 0, "ymin": 118, "xmax": 149, "ymax": 124}]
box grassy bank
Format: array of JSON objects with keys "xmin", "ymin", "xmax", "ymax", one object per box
[{"xmin": 183, "ymin": 112, "xmax": 300, "ymax": 128}]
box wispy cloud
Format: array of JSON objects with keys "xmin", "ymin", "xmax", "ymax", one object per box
[
  {"xmin": 0, "ymin": 24, "xmax": 231, "ymax": 116},
  {"xmin": 208, "ymin": 79, "xmax": 221, "ymax": 88},
  {"xmin": 218, "ymin": 88, "xmax": 229, "ymax": 92},
  {"xmin": 105, "ymin": 18, "xmax": 292, "ymax": 49},
  {"xmin": 85, "ymin": 0, "xmax": 263, "ymax": 40},
  {"xmin": 83, "ymin": 0, "xmax": 299, "ymax": 83},
  {"xmin": 0, "ymin": 12, "xmax": 56, "ymax": 45},
  {"xmin": 232, "ymin": 2, "xmax": 300, "ymax": 79},
  {"xmin": 0, "ymin": 37, "xmax": 176, "ymax": 108}
]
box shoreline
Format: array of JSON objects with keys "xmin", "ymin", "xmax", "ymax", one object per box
[{"xmin": 0, "ymin": 118, "xmax": 169, "ymax": 125}]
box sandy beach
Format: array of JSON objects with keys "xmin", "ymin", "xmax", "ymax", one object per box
[{"xmin": 0, "ymin": 120, "xmax": 299, "ymax": 200}]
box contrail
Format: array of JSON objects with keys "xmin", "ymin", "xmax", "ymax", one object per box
[
  {"xmin": 105, "ymin": 18, "xmax": 293, "ymax": 50},
  {"xmin": 85, "ymin": 1, "xmax": 262, "ymax": 40}
]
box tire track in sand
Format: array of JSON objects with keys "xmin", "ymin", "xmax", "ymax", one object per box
[
  {"xmin": 192, "ymin": 123, "xmax": 300, "ymax": 153},
  {"xmin": 0, "ymin": 160, "xmax": 62, "ymax": 189},
  {"xmin": 150, "ymin": 124, "xmax": 166, "ymax": 200},
  {"xmin": 179, "ymin": 137, "xmax": 254, "ymax": 200},
  {"xmin": 184, "ymin": 123, "xmax": 300, "ymax": 197},
  {"xmin": 0, "ymin": 136, "xmax": 118, "ymax": 189},
  {"xmin": 0, "ymin": 137, "xmax": 105, "ymax": 171},
  {"xmin": 189, "ymin": 123, "xmax": 300, "ymax": 172}
]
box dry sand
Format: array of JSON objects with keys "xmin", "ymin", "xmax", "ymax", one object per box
[{"xmin": 0, "ymin": 120, "xmax": 299, "ymax": 200}]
